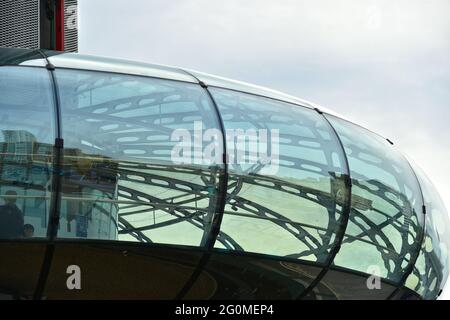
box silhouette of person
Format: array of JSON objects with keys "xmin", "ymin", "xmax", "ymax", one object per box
[
  {"xmin": 0, "ymin": 190, "xmax": 24, "ymax": 239},
  {"xmin": 23, "ymin": 224, "xmax": 34, "ymax": 238}
]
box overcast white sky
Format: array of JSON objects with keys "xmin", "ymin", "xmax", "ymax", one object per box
[{"xmin": 77, "ymin": 0, "xmax": 450, "ymax": 298}]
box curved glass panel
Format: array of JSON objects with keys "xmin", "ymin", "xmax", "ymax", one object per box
[
  {"xmin": 0, "ymin": 66, "xmax": 55, "ymax": 239},
  {"xmin": 405, "ymin": 163, "xmax": 450, "ymax": 299},
  {"xmin": 187, "ymin": 69, "xmax": 318, "ymax": 109},
  {"xmin": 55, "ymin": 69, "xmax": 224, "ymax": 246},
  {"xmin": 326, "ymin": 115, "xmax": 424, "ymax": 282},
  {"xmin": 48, "ymin": 53, "xmax": 197, "ymax": 83},
  {"xmin": 187, "ymin": 70, "xmax": 352, "ymax": 123},
  {"xmin": 209, "ymin": 88, "xmax": 349, "ymax": 263}
]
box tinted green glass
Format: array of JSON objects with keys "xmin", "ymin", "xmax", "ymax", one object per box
[
  {"xmin": 326, "ymin": 115, "xmax": 424, "ymax": 282},
  {"xmin": 209, "ymin": 88, "xmax": 349, "ymax": 262},
  {"xmin": 0, "ymin": 66, "xmax": 55, "ymax": 239},
  {"xmin": 405, "ymin": 163, "xmax": 450, "ymax": 299},
  {"xmin": 55, "ymin": 69, "xmax": 224, "ymax": 246}
]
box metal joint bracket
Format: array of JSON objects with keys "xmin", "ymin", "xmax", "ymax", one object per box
[
  {"xmin": 314, "ymin": 107, "xmax": 323, "ymax": 114},
  {"xmin": 54, "ymin": 138, "xmax": 64, "ymax": 149},
  {"xmin": 345, "ymin": 175, "xmax": 353, "ymax": 188},
  {"xmin": 50, "ymin": 214, "xmax": 60, "ymax": 224}
]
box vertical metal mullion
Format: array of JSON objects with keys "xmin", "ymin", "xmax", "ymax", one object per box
[
  {"xmin": 33, "ymin": 51, "xmax": 63, "ymax": 300},
  {"xmin": 296, "ymin": 109, "xmax": 352, "ymax": 299},
  {"xmin": 387, "ymin": 156, "xmax": 427, "ymax": 299},
  {"xmin": 44, "ymin": 59, "xmax": 63, "ymax": 241},
  {"xmin": 173, "ymin": 71, "xmax": 229, "ymax": 299},
  {"xmin": 199, "ymin": 82, "xmax": 229, "ymax": 250}
]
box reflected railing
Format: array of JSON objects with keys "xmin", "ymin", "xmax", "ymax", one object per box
[{"xmin": 0, "ymin": 157, "xmax": 424, "ymax": 272}]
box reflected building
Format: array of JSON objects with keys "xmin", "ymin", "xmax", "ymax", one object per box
[
  {"xmin": 2, "ymin": 130, "xmax": 36, "ymax": 162},
  {"xmin": 0, "ymin": 47, "xmax": 449, "ymax": 300}
]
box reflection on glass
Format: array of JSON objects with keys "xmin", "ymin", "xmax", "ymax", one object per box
[
  {"xmin": 186, "ymin": 69, "xmax": 313, "ymax": 108},
  {"xmin": 405, "ymin": 162, "xmax": 450, "ymax": 299},
  {"xmin": 326, "ymin": 115, "xmax": 424, "ymax": 282},
  {"xmin": 209, "ymin": 88, "xmax": 349, "ymax": 262},
  {"xmin": 55, "ymin": 69, "xmax": 224, "ymax": 246},
  {"xmin": 0, "ymin": 67, "xmax": 55, "ymax": 239}
]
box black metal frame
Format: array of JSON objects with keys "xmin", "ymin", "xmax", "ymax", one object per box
[
  {"xmin": 387, "ymin": 155, "xmax": 427, "ymax": 299},
  {"xmin": 296, "ymin": 109, "xmax": 352, "ymax": 299},
  {"xmin": 173, "ymin": 72, "xmax": 230, "ymax": 299},
  {"xmin": 33, "ymin": 50, "xmax": 63, "ymax": 299}
]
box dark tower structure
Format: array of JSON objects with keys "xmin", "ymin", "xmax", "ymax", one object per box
[{"xmin": 0, "ymin": 0, "xmax": 78, "ymax": 52}]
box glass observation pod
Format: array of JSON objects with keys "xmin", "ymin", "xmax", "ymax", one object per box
[{"xmin": 0, "ymin": 47, "xmax": 449, "ymax": 300}]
